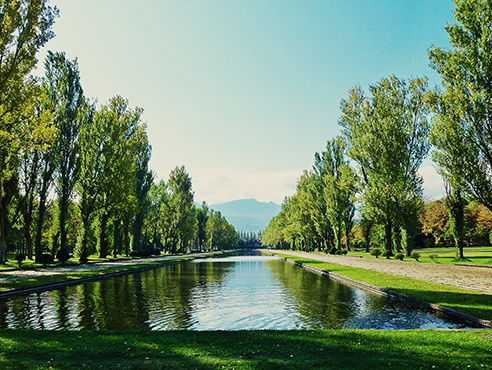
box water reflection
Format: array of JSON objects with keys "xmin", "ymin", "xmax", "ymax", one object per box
[{"xmin": 0, "ymin": 254, "xmax": 472, "ymax": 330}]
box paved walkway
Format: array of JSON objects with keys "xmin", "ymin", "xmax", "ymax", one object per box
[
  {"xmin": 0, "ymin": 252, "xmax": 222, "ymax": 287},
  {"xmin": 271, "ymin": 250, "xmax": 492, "ymax": 295}
]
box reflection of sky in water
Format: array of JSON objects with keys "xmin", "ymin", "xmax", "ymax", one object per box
[
  {"xmin": 187, "ymin": 257, "xmax": 300, "ymax": 330},
  {"xmin": 0, "ymin": 255, "xmax": 476, "ymax": 330}
]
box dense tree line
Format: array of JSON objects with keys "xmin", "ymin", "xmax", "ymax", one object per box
[
  {"xmin": 263, "ymin": 0, "xmax": 492, "ymax": 260},
  {"xmin": 0, "ymin": 0, "xmax": 237, "ymax": 264},
  {"xmin": 141, "ymin": 168, "xmax": 238, "ymax": 255}
]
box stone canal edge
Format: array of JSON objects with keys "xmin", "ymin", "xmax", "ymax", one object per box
[{"xmin": 266, "ymin": 252, "xmax": 491, "ymax": 329}]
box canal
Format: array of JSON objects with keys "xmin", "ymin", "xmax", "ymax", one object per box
[{"xmin": 0, "ymin": 253, "xmax": 473, "ymax": 330}]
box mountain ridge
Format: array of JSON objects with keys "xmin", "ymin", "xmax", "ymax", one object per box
[{"xmin": 208, "ymin": 198, "xmax": 281, "ymax": 232}]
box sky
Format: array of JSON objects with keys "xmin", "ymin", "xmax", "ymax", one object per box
[{"xmin": 36, "ymin": 0, "xmax": 456, "ymax": 205}]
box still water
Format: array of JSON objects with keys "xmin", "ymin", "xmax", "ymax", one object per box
[{"xmin": 0, "ymin": 253, "xmax": 471, "ymax": 330}]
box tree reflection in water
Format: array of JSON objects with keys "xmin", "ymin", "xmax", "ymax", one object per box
[{"xmin": 0, "ymin": 255, "xmax": 472, "ymax": 330}]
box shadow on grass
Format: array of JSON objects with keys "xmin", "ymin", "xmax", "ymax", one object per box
[
  {"xmin": 0, "ymin": 329, "xmax": 491, "ymax": 369},
  {"xmin": 393, "ymin": 288, "xmax": 492, "ymax": 322}
]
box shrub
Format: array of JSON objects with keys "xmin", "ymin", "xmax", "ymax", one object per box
[
  {"xmin": 56, "ymin": 248, "xmax": 70, "ymax": 264},
  {"xmin": 394, "ymin": 253, "xmax": 404, "ymax": 261},
  {"xmin": 341, "ymin": 249, "xmax": 348, "ymax": 255},
  {"xmin": 429, "ymin": 254, "xmax": 440, "ymax": 263},
  {"xmin": 381, "ymin": 250, "xmax": 394, "ymax": 259},
  {"xmin": 39, "ymin": 254, "xmax": 54, "ymax": 266},
  {"xmin": 329, "ymin": 247, "xmax": 337, "ymax": 255},
  {"xmin": 15, "ymin": 253, "xmax": 26, "ymax": 267},
  {"xmin": 335, "ymin": 249, "xmax": 342, "ymax": 255},
  {"xmin": 410, "ymin": 252, "xmax": 421, "ymax": 261},
  {"xmin": 370, "ymin": 249, "xmax": 382, "ymax": 258}
]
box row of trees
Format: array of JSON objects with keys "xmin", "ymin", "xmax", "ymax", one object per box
[
  {"xmin": 142, "ymin": 167, "xmax": 238, "ymax": 254},
  {"xmin": 0, "ymin": 0, "xmax": 238, "ymax": 264},
  {"xmin": 263, "ymin": 0, "xmax": 492, "ymax": 259}
]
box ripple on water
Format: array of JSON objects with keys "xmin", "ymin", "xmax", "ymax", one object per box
[{"xmin": 0, "ymin": 254, "xmax": 477, "ymax": 330}]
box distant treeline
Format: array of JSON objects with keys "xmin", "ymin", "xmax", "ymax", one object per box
[{"xmin": 262, "ymin": 0, "xmax": 492, "ymax": 260}]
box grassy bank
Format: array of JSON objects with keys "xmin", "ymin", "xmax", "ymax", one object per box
[
  {"xmin": 271, "ymin": 252, "xmax": 492, "ymax": 322},
  {"xmin": 0, "ymin": 329, "xmax": 490, "ymax": 369}
]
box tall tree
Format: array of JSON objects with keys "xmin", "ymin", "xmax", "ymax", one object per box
[
  {"xmin": 340, "ymin": 76, "xmax": 430, "ymax": 253},
  {"xmin": 75, "ymin": 101, "xmax": 99, "ymax": 262},
  {"xmin": 0, "ymin": 0, "xmax": 58, "ymax": 263},
  {"xmin": 131, "ymin": 125, "xmax": 153, "ymax": 254},
  {"xmin": 43, "ymin": 51, "xmax": 84, "ymax": 256},
  {"xmin": 196, "ymin": 202, "xmax": 209, "ymax": 252},
  {"xmin": 160, "ymin": 166, "xmax": 197, "ymax": 253},
  {"xmin": 429, "ymin": 0, "xmax": 492, "ymax": 256},
  {"xmin": 316, "ymin": 136, "xmax": 357, "ymax": 250},
  {"xmin": 95, "ymin": 96, "xmax": 140, "ymax": 258}
]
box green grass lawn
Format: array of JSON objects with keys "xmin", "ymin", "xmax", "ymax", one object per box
[
  {"xmin": 271, "ymin": 252, "xmax": 492, "ymax": 322},
  {"xmin": 347, "ymin": 246, "xmax": 492, "ymax": 265},
  {"xmin": 0, "ymin": 329, "xmax": 490, "ymax": 369},
  {"xmin": 0, "ymin": 254, "xmax": 135, "ymax": 270}
]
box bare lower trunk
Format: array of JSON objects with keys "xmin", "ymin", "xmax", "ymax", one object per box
[{"xmin": 384, "ymin": 219, "xmax": 393, "ymax": 252}]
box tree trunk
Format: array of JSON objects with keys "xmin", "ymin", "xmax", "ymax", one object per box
[
  {"xmin": 35, "ymin": 167, "xmax": 53, "ymax": 263},
  {"xmin": 99, "ymin": 212, "xmax": 109, "ymax": 258},
  {"xmin": 384, "ymin": 218, "xmax": 393, "ymax": 252},
  {"xmin": 123, "ymin": 220, "xmax": 130, "ymax": 257},
  {"xmin": 394, "ymin": 226, "xmax": 402, "ymax": 253},
  {"xmin": 0, "ymin": 196, "xmax": 7, "ymax": 264},
  {"xmin": 59, "ymin": 190, "xmax": 70, "ymax": 253},
  {"xmin": 113, "ymin": 219, "xmax": 120, "ymax": 258}
]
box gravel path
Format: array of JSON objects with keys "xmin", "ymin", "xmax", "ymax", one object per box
[
  {"xmin": 0, "ymin": 252, "xmax": 222, "ymax": 287},
  {"xmin": 273, "ymin": 250, "xmax": 492, "ymax": 295}
]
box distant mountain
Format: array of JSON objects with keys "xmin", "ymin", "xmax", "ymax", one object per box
[{"xmin": 209, "ymin": 198, "xmax": 281, "ymax": 232}]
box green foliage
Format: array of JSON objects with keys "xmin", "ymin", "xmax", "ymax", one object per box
[
  {"xmin": 394, "ymin": 253, "xmax": 404, "ymax": 261},
  {"xmin": 0, "ymin": 0, "xmax": 58, "ymax": 263},
  {"xmin": 341, "ymin": 249, "xmax": 348, "ymax": 255},
  {"xmin": 370, "ymin": 248, "xmax": 382, "ymax": 258},
  {"xmin": 56, "ymin": 247, "xmax": 70, "ymax": 264},
  {"xmin": 159, "ymin": 166, "xmax": 197, "ymax": 253},
  {"xmin": 206, "ymin": 210, "xmax": 238, "ymax": 250},
  {"xmin": 328, "ymin": 247, "xmax": 338, "ymax": 255},
  {"xmin": 14, "ymin": 253, "xmax": 26, "ymax": 267},
  {"xmin": 340, "ymin": 76, "xmax": 430, "ymax": 254},
  {"xmin": 429, "ymin": 254, "xmax": 440, "ymax": 263},
  {"xmin": 429, "ymin": 0, "xmax": 492, "ymax": 213},
  {"xmin": 381, "ymin": 250, "xmax": 394, "ymax": 259},
  {"xmin": 410, "ymin": 252, "xmax": 421, "ymax": 261}
]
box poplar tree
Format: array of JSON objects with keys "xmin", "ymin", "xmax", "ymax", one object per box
[
  {"xmin": 429, "ymin": 0, "xmax": 492, "ymax": 257},
  {"xmin": 340, "ymin": 76, "xmax": 430, "ymax": 254},
  {"xmin": 44, "ymin": 51, "xmax": 84, "ymax": 256},
  {"xmin": 0, "ymin": 0, "xmax": 58, "ymax": 263}
]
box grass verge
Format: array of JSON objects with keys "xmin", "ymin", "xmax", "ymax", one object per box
[
  {"xmin": 348, "ymin": 246, "xmax": 492, "ymax": 265},
  {"xmin": 0, "ymin": 329, "xmax": 490, "ymax": 369},
  {"xmin": 271, "ymin": 252, "xmax": 492, "ymax": 322}
]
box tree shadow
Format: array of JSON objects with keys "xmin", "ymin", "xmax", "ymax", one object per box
[{"xmin": 0, "ymin": 329, "xmax": 490, "ymax": 369}]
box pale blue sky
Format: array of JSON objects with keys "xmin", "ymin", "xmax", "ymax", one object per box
[{"xmin": 37, "ymin": 0, "xmax": 455, "ymax": 204}]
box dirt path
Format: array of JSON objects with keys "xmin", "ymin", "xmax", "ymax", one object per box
[{"xmin": 271, "ymin": 250, "xmax": 492, "ymax": 295}]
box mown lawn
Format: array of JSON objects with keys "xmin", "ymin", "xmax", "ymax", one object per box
[
  {"xmin": 347, "ymin": 246, "xmax": 492, "ymax": 265},
  {"xmin": 0, "ymin": 329, "xmax": 490, "ymax": 369},
  {"xmin": 271, "ymin": 252, "xmax": 492, "ymax": 322}
]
